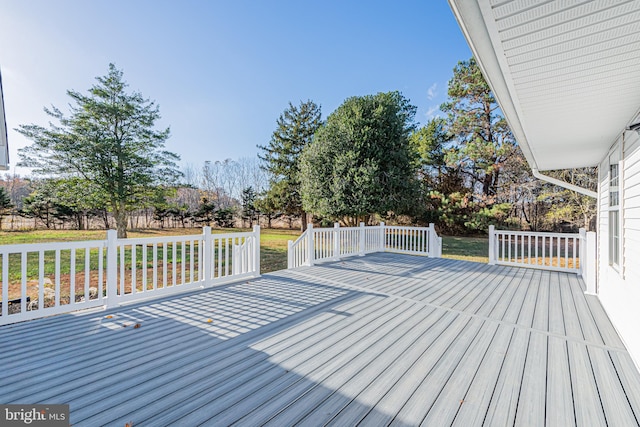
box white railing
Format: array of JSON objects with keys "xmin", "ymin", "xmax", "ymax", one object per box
[
  {"xmin": 385, "ymin": 224, "xmax": 442, "ymax": 257},
  {"xmin": 287, "ymin": 222, "xmax": 441, "ymax": 269},
  {"xmin": 0, "ymin": 226, "xmax": 260, "ymax": 325},
  {"xmin": 488, "ymin": 225, "xmax": 595, "ymax": 280},
  {"xmin": 287, "ymin": 229, "xmax": 310, "ymax": 269},
  {"xmin": 0, "ymin": 239, "xmax": 108, "ymax": 324},
  {"xmin": 579, "ymin": 228, "xmax": 597, "ymax": 293}
]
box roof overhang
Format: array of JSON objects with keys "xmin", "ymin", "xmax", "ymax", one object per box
[{"xmin": 448, "ymin": 0, "xmax": 640, "ymax": 171}]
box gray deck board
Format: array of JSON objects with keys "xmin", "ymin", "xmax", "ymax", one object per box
[
  {"xmin": 532, "ymin": 270, "xmax": 551, "ymax": 332},
  {"xmin": 502, "ymin": 268, "xmax": 535, "ymax": 324},
  {"xmin": 548, "ymin": 272, "xmax": 566, "ymax": 336},
  {"xmin": 422, "ymin": 324, "xmax": 512, "ymax": 426},
  {"xmin": 388, "ymin": 317, "xmax": 486, "ymax": 426},
  {"xmin": 515, "ymin": 332, "xmax": 547, "ymax": 427},
  {"xmin": 481, "ymin": 327, "xmax": 530, "ymax": 426},
  {"xmin": 609, "ymin": 351, "xmax": 640, "ymax": 420},
  {"xmin": 585, "ymin": 295, "xmax": 626, "ymax": 348},
  {"xmin": 516, "ymin": 268, "xmax": 542, "ymax": 327},
  {"xmin": 1, "ymin": 252, "xmax": 639, "ymax": 427},
  {"xmin": 451, "ymin": 323, "xmax": 516, "ymax": 426},
  {"xmin": 356, "ymin": 313, "xmax": 471, "ymax": 426},
  {"xmin": 546, "ymin": 336, "xmax": 576, "ymax": 426},
  {"xmin": 567, "ymin": 274, "xmax": 604, "ymax": 345},
  {"xmin": 589, "ymin": 346, "xmax": 639, "ymax": 426},
  {"xmin": 288, "ymin": 307, "xmax": 442, "ymax": 426},
  {"xmin": 324, "ymin": 311, "xmax": 461, "ymax": 427},
  {"xmin": 567, "ymin": 341, "xmax": 607, "ymax": 426},
  {"xmin": 84, "ymin": 297, "xmax": 408, "ymax": 426}
]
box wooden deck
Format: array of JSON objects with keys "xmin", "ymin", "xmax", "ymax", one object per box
[{"xmin": 2, "ymin": 253, "xmax": 639, "ymax": 426}]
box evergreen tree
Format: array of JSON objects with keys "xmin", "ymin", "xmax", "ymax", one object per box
[
  {"xmin": 241, "ymin": 186, "xmax": 257, "ymax": 227},
  {"xmin": 441, "ymin": 58, "xmax": 517, "ymax": 198},
  {"xmin": 0, "ymin": 186, "xmax": 12, "ymax": 230},
  {"xmin": 258, "ymin": 100, "xmax": 322, "ymax": 231},
  {"xmin": 17, "ymin": 64, "xmax": 181, "ymax": 237},
  {"xmin": 299, "ymin": 91, "xmax": 419, "ymax": 225}
]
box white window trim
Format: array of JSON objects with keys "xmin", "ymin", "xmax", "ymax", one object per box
[
  {"xmin": 607, "ymin": 141, "xmax": 624, "ymax": 277},
  {"xmin": 609, "ymin": 162, "xmax": 620, "ymax": 270}
]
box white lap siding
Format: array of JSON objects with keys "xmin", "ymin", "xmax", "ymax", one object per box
[{"xmin": 598, "ymin": 129, "xmax": 640, "ymax": 368}]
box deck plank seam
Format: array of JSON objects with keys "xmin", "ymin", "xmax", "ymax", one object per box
[
  {"xmin": 324, "ymin": 312, "xmax": 463, "ymax": 426},
  {"xmin": 454, "ymin": 265, "xmax": 522, "ymax": 318},
  {"xmin": 278, "ymin": 308, "xmax": 456, "ymax": 427},
  {"xmin": 433, "ymin": 263, "xmax": 515, "ymax": 311},
  {"xmin": 451, "ymin": 325, "xmax": 516, "ymax": 427},
  {"xmin": 290, "ymin": 271, "xmax": 628, "ymax": 353},
  {"xmin": 230, "ymin": 304, "xmax": 444, "ymax": 424},
  {"xmin": 515, "ymin": 269, "xmax": 542, "ymax": 329},
  {"xmin": 385, "ymin": 316, "xmax": 480, "ymax": 426},
  {"xmin": 202, "ymin": 302, "xmax": 433, "ymax": 426},
  {"xmin": 477, "ymin": 326, "xmax": 518, "ymax": 427},
  {"xmin": 417, "ymin": 320, "xmax": 500, "ymax": 426},
  {"xmin": 606, "ymin": 351, "xmax": 640, "ymax": 425}
]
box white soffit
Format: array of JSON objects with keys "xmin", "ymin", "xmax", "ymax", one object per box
[{"xmin": 449, "ymin": 0, "xmax": 640, "ymax": 171}]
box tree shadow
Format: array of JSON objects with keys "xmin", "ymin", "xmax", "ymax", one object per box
[{"xmin": 1, "ymin": 271, "xmax": 419, "ymax": 426}]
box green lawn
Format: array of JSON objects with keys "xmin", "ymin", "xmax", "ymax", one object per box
[
  {"xmin": 441, "ymin": 235, "xmax": 489, "ymax": 264},
  {"xmin": 0, "ymin": 228, "xmax": 488, "ymax": 275},
  {"xmin": 0, "ymin": 227, "xmax": 302, "ymax": 273},
  {"xmin": 0, "ymin": 227, "xmax": 490, "ymax": 301}
]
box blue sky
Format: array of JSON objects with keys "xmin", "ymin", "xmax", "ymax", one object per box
[{"xmin": 0, "ymin": 0, "xmax": 471, "ymax": 176}]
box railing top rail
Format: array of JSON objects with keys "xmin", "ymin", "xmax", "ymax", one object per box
[
  {"xmin": 117, "ymin": 233, "xmax": 204, "ymax": 245},
  {"xmin": 120, "ymin": 231, "xmax": 256, "ymax": 246},
  {"xmin": 0, "ymin": 226, "xmax": 262, "ymax": 326},
  {"xmin": 384, "ymin": 225, "xmax": 431, "ymax": 231},
  {"xmin": 0, "ymin": 239, "xmax": 107, "ymax": 253},
  {"xmin": 312, "ymin": 226, "xmax": 365, "ymax": 232},
  {"xmin": 209, "ymin": 230, "xmax": 257, "ymax": 239},
  {"xmin": 289, "ymin": 228, "xmax": 309, "ymax": 247},
  {"xmin": 493, "ymin": 229, "xmax": 580, "ymax": 238}
]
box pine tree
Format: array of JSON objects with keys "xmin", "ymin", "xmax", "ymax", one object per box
[
  {"xmin": 241, "ymin": 186, "xmax": 257, "ymax": 227},
  {"xmin": 17, "ymin": 64, "xmax": 181, "ymax": 237},
  {"xmin": 0, "ymin": 186, "xmax": 12, "ymax": 230},
  {"xmin": 258, "ymin": 100, "xmax": 322, "ymax": 231},
  {"xmin": 440, "ymin": 58, "xmax": 517, "ymax": 199}
]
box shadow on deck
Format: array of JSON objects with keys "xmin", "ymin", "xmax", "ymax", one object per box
[{"xmin": 2, "ymin": 252, "xmax": 639, "ymax": 426}]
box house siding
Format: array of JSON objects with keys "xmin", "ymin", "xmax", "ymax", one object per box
[{"xmin": 598, "ymin": 129, "xmax": 640, "ymax": 367}]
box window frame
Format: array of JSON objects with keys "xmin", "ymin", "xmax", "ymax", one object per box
[{"xmin": 609, "ymin": 162, "xmax": 620, "ymax": 269}]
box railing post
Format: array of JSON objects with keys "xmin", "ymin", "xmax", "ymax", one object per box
[
  {"xmin": 379, "ymin": 221, "xmax": 385, "ymax": 253},
  {"xmin": 306, "ymin": 223, "xmax": 315, "ymax": 266},
  {"xmin": 579, "ymin": 228, "xmax": 586, "ymax": 277},
  {"xmin": 287, "ymin": 240, "xmax": 293, "ymax": 269},
  {"xmin": 584, "ymin": 231, "xmax": 597, "ymax": 294},
  {"xmin": 202, "ymin": 226, "xmax": 212, "ymax": 285},
  {"xmin": 488, "ymin": 225, "xmax": 496, "ymax": 265},
  {"xmin": 428, "ymin": 223, "xmax": 435, "ymax": 257},
  {"xmin": 232, "ymin": 243, "xmax": 240, "ymax": 275},
  {"xmin": 333, "ymin": 223, "xmax": 340, "ymax": 260},
  {"xmin": 253, "ymin": 225, "xmax": 261, "ymax": 275},
  {"xmin": 359, "ymin": 222, "xmax": 366, "ymax": 256},
  {"xmin": 105, "ymin": 230, "xmax": 118, "ymax": 308}
]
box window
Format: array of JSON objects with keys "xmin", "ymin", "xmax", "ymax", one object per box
[{"xmin": 609, "ymin": 163, "xmax": 620, "ymax": 267}]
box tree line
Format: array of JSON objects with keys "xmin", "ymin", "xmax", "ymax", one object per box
[
  {"xmin": 8, "ymin": 60, "xmax": 596, "ymax": 237},
  {"xmin": 259, "ymin": 58, "xmax": 596, "ymax": 234}
]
